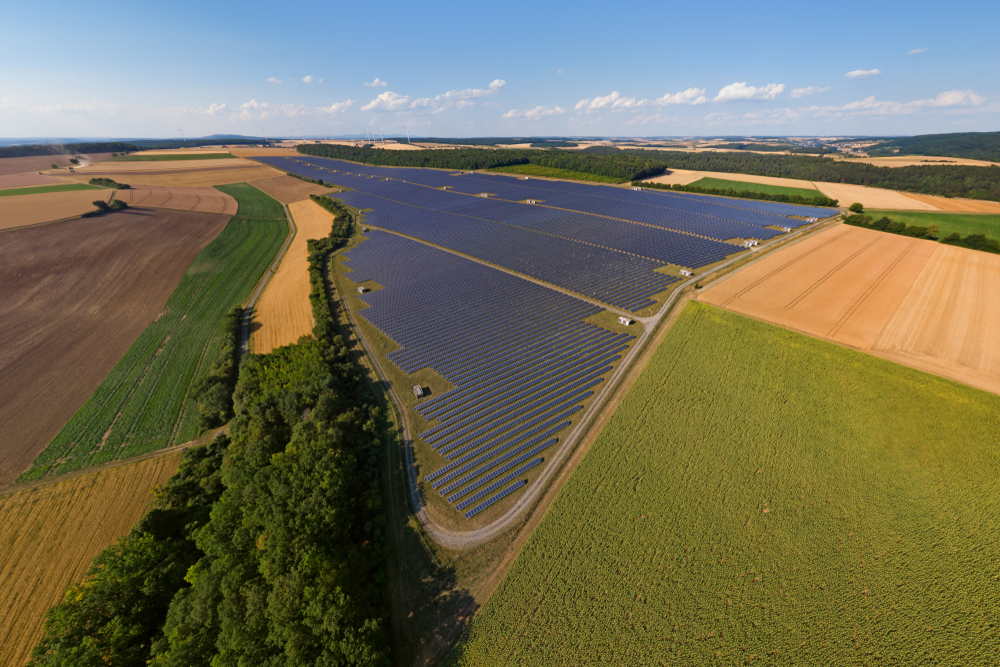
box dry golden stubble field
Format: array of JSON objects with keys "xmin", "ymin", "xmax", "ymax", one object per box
[
  {"xmin": 112, "ymin": 185, "xmax": 238, "ymax": 215},
  {"xmin": 251, "ymin": 199, "xmax": 333, "ymax": 353},
  {"xmin": 0, "ymin": 451, "xmax": 182, "ymax": 667},
  {"xmin": 247, "ymin": 174, "xmax": 334, "ymax": 204},
  {"xmin": 0, "ymin": 189, "xmax": 113, "ymax": 230},
  {"xmin": 700, "ymin": 224, "xmax": 1000, "ymax": 395},
  {"xmin": 0, "ymin": 153, "xmax": 114, "ymax": 177},
  {"xmin": 0, "ymin": 172, "xmax": 66, "ymax": 189},
  {"xmin": 55, "ymin": 164, "xmax": 284, "ymax": 188}
]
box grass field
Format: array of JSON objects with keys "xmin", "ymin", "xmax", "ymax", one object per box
[
  {"xmin": 487, "ymin": 164, "xmax": 622, "ymax": 183},
  {"xmin": 0, "ymin": 183, "xmax": 104, "ymax": 196},
  {"xmin": 689, "ymin": 177, "xmax": 821, "ymax": 199},
  {"xmin": 870, "ymin": 209, "xmax": 1000, "ymax": 238},
  {"xmin": 108, "ymin": 153, "xmax": 233, "ymax": 162},
  {"xmin": 20, "ymin": 185, "xmax": 288, "ymax": 481},
  {"xmin": 0, "ymin": 451, "xmax": 182, "ymax": 667},
  {"xmin": 448, "ymin": 302, "xmax": 1000, "ymax": 665}
]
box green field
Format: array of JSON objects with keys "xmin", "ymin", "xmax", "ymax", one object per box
[
  {"xmin": 20, "ymin": 184, "xmax": 288, "ymax": 481},
  {"xmin": 689, "ymin": 176, "xmax": 820, "ymax": 199},
  {"xmin": 870, "ymin": 209, "xmax": 999, "ymax": 238},
  {"xmin": 487, "ymin": 164, "xmax": 622, "ymax": 183},
  {"xmin": 108, "ymin": 152, "xmax": 233, "ymax": 162},
  {"xmin": 448, "ymin": 302, "xmax": 1000, "ymax": 665},
  {"xmin": 0, "ymin": 183, "xmax": 104, "ymax": 196}
]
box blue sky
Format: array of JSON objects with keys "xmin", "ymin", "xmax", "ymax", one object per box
[{"xmin": 2, "ymin": 0, "xmax": 998, "ymax": 138}]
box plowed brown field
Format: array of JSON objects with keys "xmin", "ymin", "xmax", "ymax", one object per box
[
  {"xmin": 0, "ymin": 173, "xmax": 65, "ymax": 189},
  {"xmin": 0, "ymin": 451, "xmax": 181, "ymax": 667},
  {"xmin": 251, "ymin": 199, "xmax": 332, "ymax": 353},
  {"xmin": 0, "ymin": 153, "xmax": 113, "ymax": 177},
  {"xmin": 248, "ymin": 174, "xmax": 333, "ymax": 204},
  {"xmin": 701, "ymin": 224, "xmax": 1000, "ymax": 394},
  {"xmin": 113, "ymin": 185, "xmax": 238, "ymax": 215},
  {"xmin": 0, "ymin": 208, "xmax": 229, "ymax": 484},
  {"xmin": 0, "ymin": 189, "xmax": 113, "ymax": 231}
]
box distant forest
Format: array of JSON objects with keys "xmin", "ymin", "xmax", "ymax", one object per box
[
  {"xmin": 298, "ymin": 144, "xmax": 666, "ymax": 181},
  {"xmin": 866, "ymin": 131, "xmax": 1000, "ymax": 162},
  {"xmin": 0, "ymin": 142, "xmax": 139, "ymax": 159},
  {"xmin": 621, "ymin": 150, "xmax": 1000, "ymax": 201},
  {"xmin": 297, "ymin": 143, "xmax": 1000, "ymax": 201}
]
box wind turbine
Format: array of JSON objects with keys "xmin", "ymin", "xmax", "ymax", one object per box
[
  {"xmin": 288, "ymin": 128, "xmax": 295, "ymax": 144},
  {"xmin": 379, "ymin": 127, "xmax": 385, "ymax": 145},
  {"xmin": 297, "ymin": 124, "xmax": 306, "ymax": 143},
  {"xmin": 404, "ymin": 125, "xmax": 411, "ymax": 144},
  {"xmin": 260, "ymin": 127, "xmax": 268, "ymax": 143},
  {"xmin": 177, "ymin": 127, "xmax": 186, "ymax": 143}
]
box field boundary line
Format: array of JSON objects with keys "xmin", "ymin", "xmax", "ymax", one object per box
[
  {"xmin": 827, "ymin": 239, "xmax": 920, "ymax": 338},
  {"xmin": 782, "ymin": 235, "xmax": 882, "ymax": 309}
]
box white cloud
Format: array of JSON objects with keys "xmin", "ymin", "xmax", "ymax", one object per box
[
  {"xmin": 36, "ymin": 100, "xmax": 122, "ymax": 115},
  {"xmin": 790, "ymin": 86, "xmax": 831, "ymax": 98},
  {"xmin": 266, "ymin": 77, "xmax": 282, "ymax": 84},
  {"xmin": 502, "ymin": 106, "xmax": 566, "ymax": 120},
  {"xmin": 714, "ymin": 82, "xmax": 785, "ymax": 102},
  {"xmin": 908, "ymin": 89, "xmax": 985, "ymax": 108},
  {"xmin": 362, "ymin": 79, "xmax": 505, "ymax": 113},
  {"xmin": 556, "ymin": 69, "xmax": 565, "ymax": 75},
  {"xmin": 845, "ymin": 69, "xmax": 881, "ymax": 79},
  {"xmin": 365, "ymin": 78, "xmax": 388, "ymax": 87},
  {"xmin": 302, "ymin": 75, "xmax": 314, "ymax": 83},
  {"xmin": 325, "ymin": 99, "xmax": 354, "ymax": 113},
  {"xmin": 908, "ymin": 48, "xmax": 927, "ymax": 55},
  {"xmin": 575, "ymin": 91, "xmax": 645, "ymax": 112},
  {"xmin": 205, "ymin": 103, "xmax": 228, "ymax": 115},
  {"xmin": 654, "ymin": 87, "xmax": 708, "ymax": 106}
]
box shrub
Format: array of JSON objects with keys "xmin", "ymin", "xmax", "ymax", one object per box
[{"xmin": 849, "ymin": 202, "xmax": 864, "ymax": 213}]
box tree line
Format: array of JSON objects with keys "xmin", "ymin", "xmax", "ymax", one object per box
[
  {"xmin": 634, "ymin": 180, "xmax": 839, "ymax": 207},
  {"xmin": 0, "ymin": 141, "xmax": 140, "ymax": 159},
  {"xmin": 845, "ymin": 212, "xmax": 1000, "ymax": 254},
  {"xmin": 617, "ymin": 149, "xmax": 1000, "ymax": 201},
  {"xmin": 298, "ymin": 144, "xmax": 667, "ymax": 181},
  {"xmin": 27, "ymin": 201, "xmax": 391, "ymax": 667},
  {"xmin": 866, "ymin": 131, "xmax": 1000, "ymax": 162},
  {"xmin": 89, "ymin": 177, "xmax": 130, "ymax": 189}
]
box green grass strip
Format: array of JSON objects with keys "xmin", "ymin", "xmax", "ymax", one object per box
[
  {"xmin": 447, "ymin": 301, "xmax": 1000, "ymax": 665},
  {"xmin": 689, "ymin": 176, "xmax": 820, "ymax": 198},
  {"xmin": 0, "ymin": 183, "xmax": 104, "ymax": 197},
  {"xmin": 108, "ymin": 153, "xmax": 233, "ymax": 162},
  {"xmin": 869, "ymin": 209, "xmax": 1000, "ymax": 238},
  {"xmin": 487, "ymin": 164, "xmax": 622, "ymax": 183},
  {"xmin": 20, "ymin": 186, "xmax": 288, "ymax": 481}
]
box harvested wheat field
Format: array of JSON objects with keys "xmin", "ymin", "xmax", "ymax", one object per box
[
  {"xmin": 113, "ymin": 185, "xmax": 238, "ymax": 215},
  {"xmin": 812, "ymin": 182, "xmax": 939, "ymax": 210},
  {"xmin": 833, "ymin": 155, "xmax": 999, "ymax": 168},
  {"xmin": 251, "ymin": 199, "xmax": 332, "ymax": 353},
  {"xmin": 0, "ymin": 189, "xmax": 113, "ymax": 230},
  {"xmin": 0, "ymin": 450, "xmax": 181, "ymax": 667},
  {"xmin": 701, "ymin": 224, "xmax": 1000, "ymax": 394},
  {"xmin": 873, "ymin": 244, "xmax": 1000, "ymax": 394},
  {"xmin": 0, "ymin": 153, "xmax": 113, "ymax": 177},
  {"xmin": 902, "ymin": 192, "xmax": 1000, "ymax": 213},
  {"xmin": 0, "ymin": 172, "xmax": 66, "ymax": 189},
  {"xmin": 643, "ymin": 169, "xmax": 818, "ymax": 190},
  {"xmin": 229, "ymin": 146, "xmax": 302, "ymax": 157},
  {"xmin": 66, "ymin": 157, "xmax": 250, "ymax": 172},
  {"xmin": 248, "ymin": 174, "xmax": 333, "ymax": 204},
  {"xmin": 0, "ymin": 208, "xmax": 229, "ymax": 484},
  {"xmin": 54, "ymin": 164, "xmax": 282, "ymax": 188}
]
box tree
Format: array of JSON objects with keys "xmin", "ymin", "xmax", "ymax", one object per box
[{"xmin": 849, "ymin": 202, "xmax": 864, "ymax": 213}]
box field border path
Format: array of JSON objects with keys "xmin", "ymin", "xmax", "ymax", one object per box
[{"xmin": 240, "ymin": 198, "xmax": 296, "ymax": 354}]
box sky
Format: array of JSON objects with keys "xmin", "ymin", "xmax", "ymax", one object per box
[{"xmin": 2, "ymin": 0, "xmax": 998, "ymax": 139}]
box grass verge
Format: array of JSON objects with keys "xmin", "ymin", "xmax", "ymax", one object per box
[
  {"xmin": 690, "ymin": 176, "xmax": 820, "ymax": 198},
  {"xmin": 487, "ymin": 164, "xmax": 622, "ymax": 183},
  {"xmin": 0, "ymin": 183, "xmax": 104, "ymax": 196}
]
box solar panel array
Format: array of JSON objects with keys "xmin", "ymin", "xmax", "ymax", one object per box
[{"xmin": 342, "ymin": 231, "xmax": 634, "ymax": 518}]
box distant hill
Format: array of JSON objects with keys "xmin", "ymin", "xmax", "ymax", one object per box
[{"xmin": 867, "ymin": 131, "xmax": 1000, "ymax": 162}]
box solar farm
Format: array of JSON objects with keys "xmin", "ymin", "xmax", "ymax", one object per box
[{"xmin": 263, "ymin": 154, "xmax": 838, "ymax": 522}]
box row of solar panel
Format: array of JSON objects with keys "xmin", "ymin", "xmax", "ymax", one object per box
[{"xmin": 342, "ymin": 232, "xmax": 626, "ymax": 518}]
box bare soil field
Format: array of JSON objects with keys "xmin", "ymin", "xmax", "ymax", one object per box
[
  {"xmin": 229, "ymin": 146, "xmax": 302, "ymax": 157},
  {"xmin": 63, "ymin": 158, "xmax": 250, "ymax": 172},
  {"xmin": 112, "ymin": 185, "xmax": 238, "ymax": 215},
  {"xmin": 0, "ymin": 450, "xmax": 181, "ymax": 667},
  {"xmin": 902, "ymin": 193, "xmax": 1000, "ymax": 213},
  {"xmin": 873, "ymin": 244, "xmax": 1000, "ymax": 395},
  {"xmin": 0, "ymin": 172, "xmax": 66, "ymax": 189},
  {"xmin": 0, "ymin": 208, "xmax": 229, "ymax": 484},
  {"xmin": 0, "ymin": 153, "xmax": 113, "ymax": 177},
  {"xmin": 247, "ymin": 174, "xmax": 333, "ymax": 204},
  {"xmin": 812, "ymin": 181, "xmax": 939, "ymax": 210},
  {"xmin": 251, "ymin": 199, "xmax": 332, "ymax": 353},
  {"xmin": 0, "ymin": 189, "xmax": 113, "ymax": 230},
  {"xmin": 701, "ymin": 224, "xmax": 1000, "ymax": 394}
]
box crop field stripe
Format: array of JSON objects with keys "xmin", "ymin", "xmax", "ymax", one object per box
[
  {"xmin": 108, "ymin": 153, "xmax": 234, "ymax": 162},
  {"xmin": 20, "ymin": 188, "xmax": 288, "ymax": 480},
  {"xmin": 869, "ymin": 209, "xmax": 1000, "ymax": 238},
  {"xmin": 0, "ymin": 183, "xmax": 105, "ymax": 197},
  {"xmin": 689, "ymin": 176, "xmax": 821, "ymax": 198},
  {"xmin": 781, "ymin": 234, "xmax": 883, "ymax": 309},
  {"xmin": 827, "ymin": 240, "xmax": 919, "ymax": 338}
]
